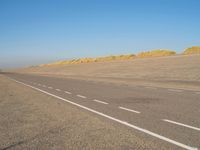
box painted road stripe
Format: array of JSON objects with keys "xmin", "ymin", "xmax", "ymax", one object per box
[
  {"xmin": 65, "ymin": 91, "xmax": 72, "ymax": 94},
  {"xmin": 76, "ymin": 94, "xmax": 86, "ymax": 99},
  {"xmin": 119, "ymin": 106, "xmax": 141, "ymax": 114},
  {"xmin": 163, "ymin": 119, "xmax": 200, "ymax": 131},
  {"xmin": 145, "ymin": 86, "xmax": 157, "ymax": 90},
  {"xmin": 168, "ymin": 89, "xmax": 182, "ymax": 92},
  {"xmin": 9, "ymin": 78, "xmax": 198, "ymax": 150},
  {"xmin": 93, "ymin": 99, "xmax": 108, "ymax": 105},
  {"xmin": 56, "ymin": 89, "xmax": 61, "ymax": 91}
]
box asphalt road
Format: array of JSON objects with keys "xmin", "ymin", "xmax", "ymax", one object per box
[{"xmin": 2, "ymin": 73, "xmax": 200, "ymax": 150}]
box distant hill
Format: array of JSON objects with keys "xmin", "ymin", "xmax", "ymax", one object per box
[
  {"xmin": 38, "ymin": 46, "xmax": 200, "ymax": 67},
  {"xmin": 183, "ymin": 46, "xmax": 200, "ymax": 55},
  {"xmin": 40, "ymin": 54, "xmax": 136, "ymax": 67},
  {"xmin": 40, "ymin": 49, "xmax": 176, "ymax": 66},
  {"xmin": 137, "ymin": 50, "xmax": 176, "ymax": 58}
]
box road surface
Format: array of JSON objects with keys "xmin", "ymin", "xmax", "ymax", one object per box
[{"xmin": 1, "ymin": 73, "xmax": 200, "ymax": 150}]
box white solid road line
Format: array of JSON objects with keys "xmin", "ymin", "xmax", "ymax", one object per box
[
  {"xmin": 56, "ymin": 89, "xmax": 61, "ymax": 91},
  {"xmin": 76, "ymin": 94, "xmax": 86, "ymax": 99},
  {"xmin": 9, "ymin": 78, "xmax": 198, "ymax": 150},
  {"xmin": 168, "ymin": 89, "xmax": 182, "ymax": 92},
  {"xmin": 65, "ymin": 91, "xmax": 72, "ymax": 94},
  {"xmin": 163, "ymin": 119, "xmax": 200, "ymax": 131},
  {"xmin": 93, "ymin": 99, "xmax": 108, "ymax": 105},
  {"xmin": 119, "ymin": 106, "xmax": 141, "ymax": 114}
]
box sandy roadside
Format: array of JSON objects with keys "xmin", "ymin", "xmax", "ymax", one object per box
[
  {"xmin": 14, "ymin": 55, "xmax": 200, "ymax": 91},
  {"xmin": 0, "ymin": 75, "xmax": 163, "ymax": 150}
]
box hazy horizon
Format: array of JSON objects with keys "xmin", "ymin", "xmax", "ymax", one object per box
[{"xmin": 1, "ymin": 0, "xmax": 200, "ymax": 69}]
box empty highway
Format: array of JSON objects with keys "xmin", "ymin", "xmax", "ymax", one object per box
[{"xmin": 1, "ymin": 73, "xmax": 200, "ymax": 150}]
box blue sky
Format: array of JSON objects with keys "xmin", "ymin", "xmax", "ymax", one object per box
[{"xmin": 0, "ymin": 0, "xmax": 200, "ymax": 68}]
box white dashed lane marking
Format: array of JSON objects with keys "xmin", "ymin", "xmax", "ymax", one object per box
[
  {"xmin": 145, "ymin": 87, "xmax": 157, "ymax": 90},
  {"xmin": 76, "ymin": 95, "xmax": 86, "ymax": 99},
  {"xmin": 168, "ymin": 89, "xmax": 182, "ymax": 92},
  {"xmin": 93, "ymin": 99, "xmax": 108, "ymax": 105},
  {"xmin": 163, "ymin": 119, "xmax": 200, "ymax": 131},
  {"xmin": 9, "ymin": 78, "xmax": 198, "ymax": 150},
  {"xmin": 119, "ymin": 106, "xmax": 141, "ymax": 114},
  {"xmin": 65, "ymin": 91, "xmax": 72, "ymax": 94}
]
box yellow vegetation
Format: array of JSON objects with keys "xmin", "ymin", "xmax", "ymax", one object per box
[
  {"xmin": 137, "ymin": 50, "xmax": 176, "ymax": 58},
  {"xmin": 40, "ymin": 49, "xmax": 178, "ymax": 67},
  {"xmin": 183, "ymin": 46, "xmax": 200, "ymax": 55},
  {"xmin": 40, "ymin": 54, "xmax": 136, "ymax": 66},
  {"xmin": 40, "ymin": 50, "xmax": 178, "ymax": 67}
]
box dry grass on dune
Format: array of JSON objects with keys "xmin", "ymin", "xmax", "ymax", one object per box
[
  {"xmin": 183, "ymin": 46, "xmax": 200, "ymax": 55},
  {"xmin": 40, "ymin": 50, "xmax": 177, "ymax": 67},
  {"xmin": 137, "ymin": 50, "xmax": 176, "ymax": 58},
  {"xmin": 35, "ymin": 46, "xmax": 200, "ymax": 67},
  {"xmin": 40, "ymin": 54, "xmax": 136, "ymax": 66}
]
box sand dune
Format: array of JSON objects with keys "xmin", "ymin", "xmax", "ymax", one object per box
[{"xmin": 15, "ymin": 54, "xmax": 200, "ymax": 91}]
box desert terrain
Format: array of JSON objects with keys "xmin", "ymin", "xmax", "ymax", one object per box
[{"xmin": 16, "ymin": 54, "xmax": 200, "ymax": 91}]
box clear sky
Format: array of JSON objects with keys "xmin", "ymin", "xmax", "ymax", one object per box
[{"xmin": 0, "ymin": 0, "xmax": 200, "ymax": 69}]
